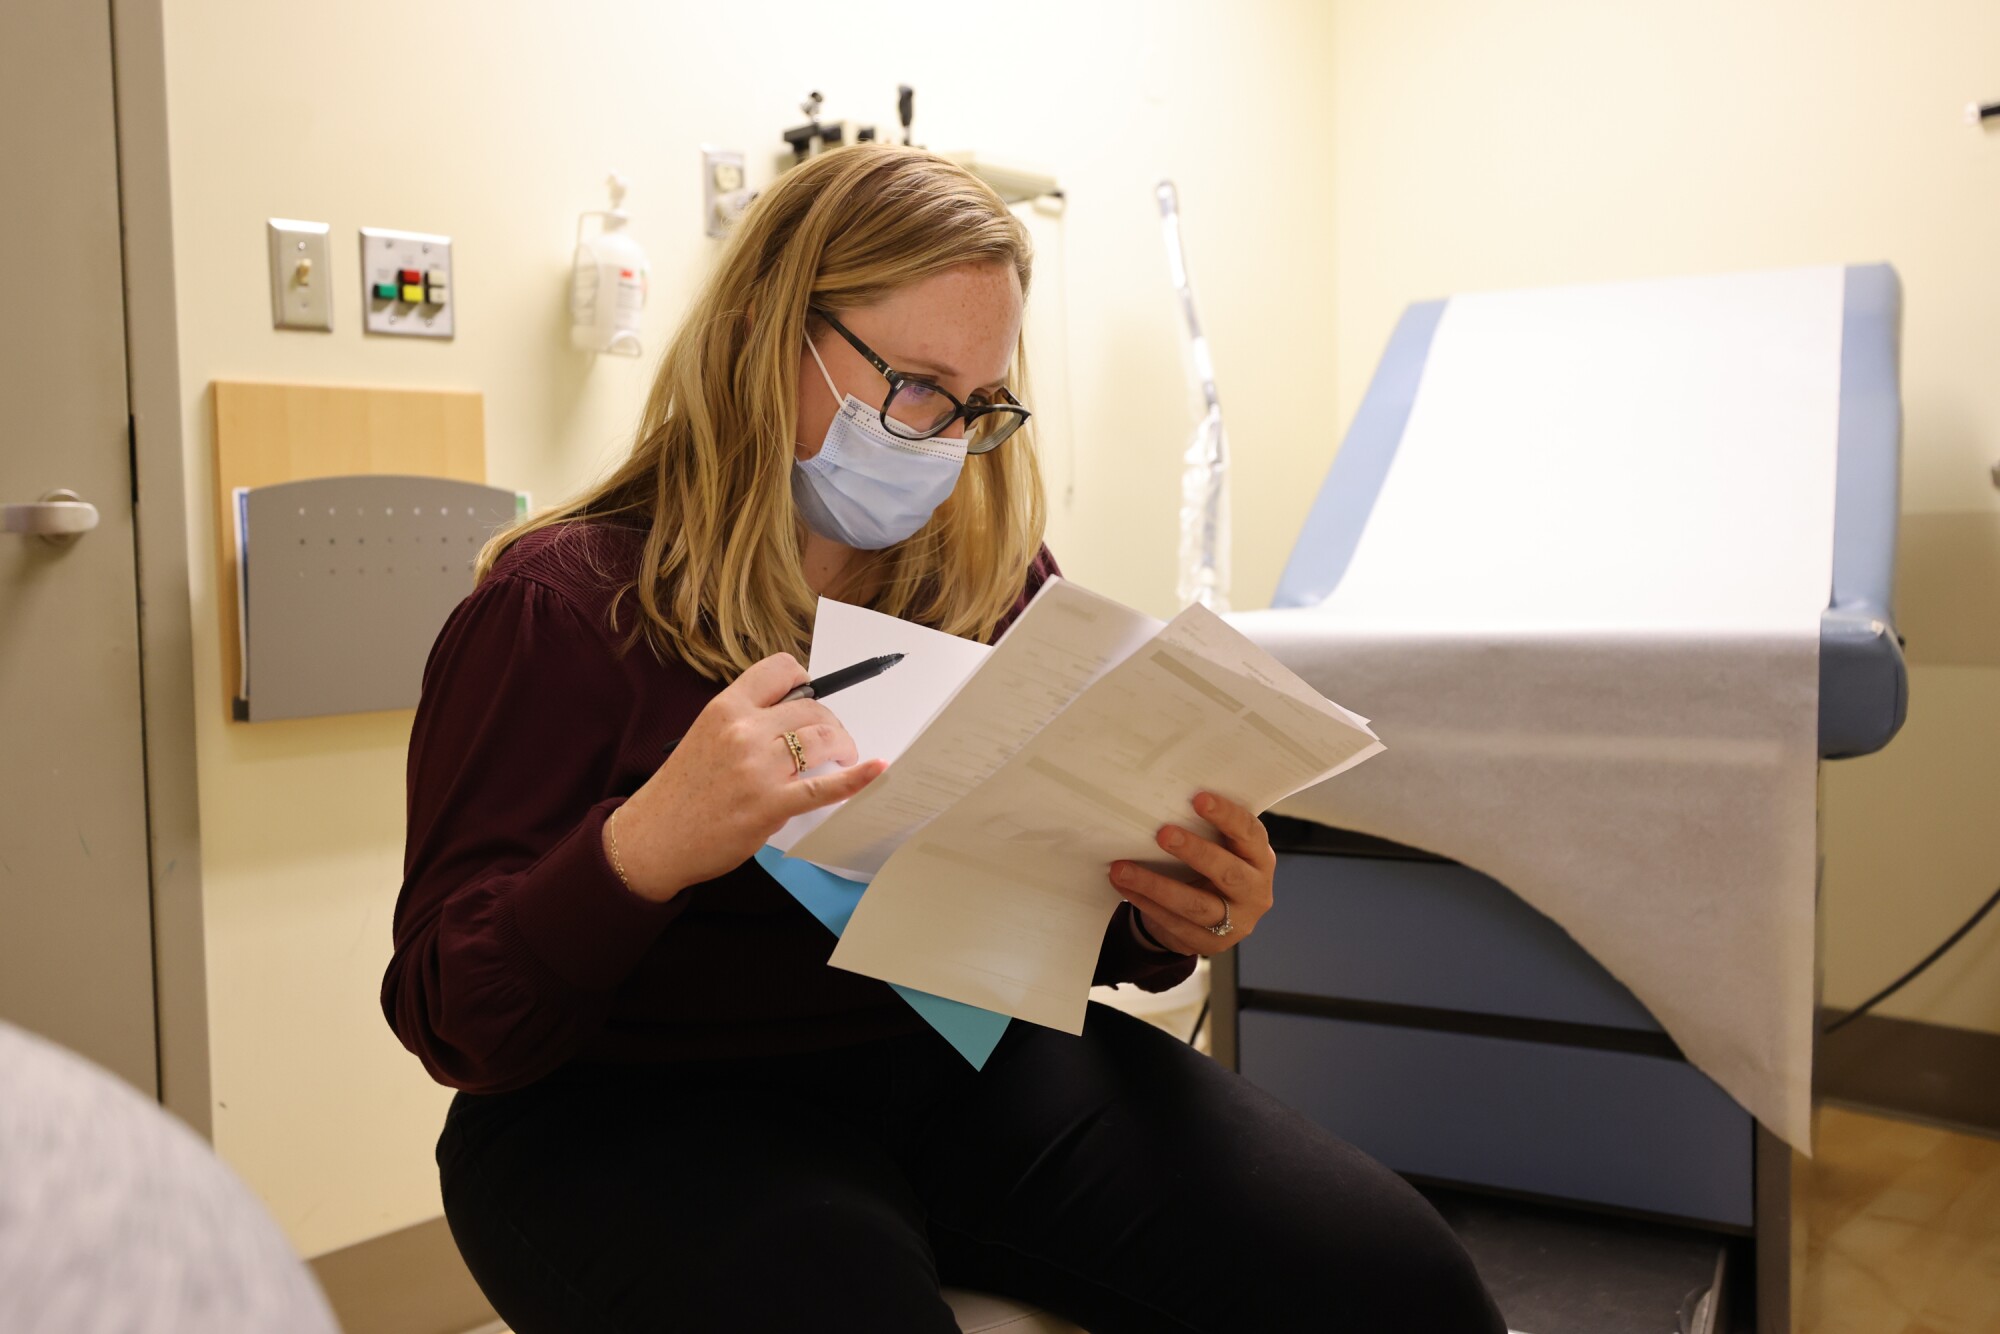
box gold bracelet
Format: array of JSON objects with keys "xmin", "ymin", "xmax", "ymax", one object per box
[{"xmin": 604, "ymin": 807, "xmax": 633, "ymax": 890}]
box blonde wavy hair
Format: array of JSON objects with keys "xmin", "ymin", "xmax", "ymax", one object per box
[{"xmin": 477, "ymin": 144, "xmax": 1046, "ymax": 681}]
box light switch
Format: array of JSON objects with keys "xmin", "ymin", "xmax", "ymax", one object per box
[
  {"xmin": 360, "ymin": 227, "xmax": 454, "ymax": 338},
  {"xmin": 267, "ymin": 218, "xmax": 333, "ymax": 331}
]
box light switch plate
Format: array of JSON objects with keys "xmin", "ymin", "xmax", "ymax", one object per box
[
  {"xmin": 360, "ymin": 226, "xmax": 454, "ymax": 338},
  {"xmin": 267, "ymin": 218, "xmax": 333, "ymax": 331}
]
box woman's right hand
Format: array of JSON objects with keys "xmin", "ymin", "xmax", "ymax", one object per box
[{"xmin": 605, "ymin": 654, "xmax": 886, "ymax": 902}]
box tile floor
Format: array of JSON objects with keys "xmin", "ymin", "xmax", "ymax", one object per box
[{"xmin": 1795, "ymin": 1105, "xmax": 2000, "ymax": 1334}]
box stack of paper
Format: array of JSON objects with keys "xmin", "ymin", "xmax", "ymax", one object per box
[{"xmin": 768, "ymin": 578, "xmax": 1381, "ymax": 1041}]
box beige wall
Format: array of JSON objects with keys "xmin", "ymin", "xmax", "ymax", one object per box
[
  {"xmin": 160, "ymin": 0, "xmax": 1339, "ymax": 1257},
  {"xmin": 1326, "ymin": 0, "xmax": 2000, "ymax": 1035}
]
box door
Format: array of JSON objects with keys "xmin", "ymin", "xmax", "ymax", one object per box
[{"xmin": 0, "ymin": 0, "xmax": 159, "ymax": 1095}]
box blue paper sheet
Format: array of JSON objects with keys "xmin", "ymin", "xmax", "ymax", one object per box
[{"xmin": 752, "ymin": 845, "xmax": 1011, "ymax": 1068}]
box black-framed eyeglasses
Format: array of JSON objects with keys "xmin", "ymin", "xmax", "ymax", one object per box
[{"xmin": 811, "ymin": 307, "xmax": 1030, "ymax": 455}]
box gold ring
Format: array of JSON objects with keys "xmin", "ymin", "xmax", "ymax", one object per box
[{"xmin": 783, "ymin": 731, "xmax": 807, "ymax": 774}]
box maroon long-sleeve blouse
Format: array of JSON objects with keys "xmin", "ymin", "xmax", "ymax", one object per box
[{"xmin": 382, "ymin": 523, "xmax": 1196, "ymax": 1093}]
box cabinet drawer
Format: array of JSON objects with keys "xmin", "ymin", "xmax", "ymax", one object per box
[
  {"xmin": 1244, "ymin": 852, "xmax": 1660, "ymax": 1031},
  {"xmin": 1239, "ymin": 1009, "xmax": 1753, "ymax": 1227}
]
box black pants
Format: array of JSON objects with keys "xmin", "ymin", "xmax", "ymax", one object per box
[{"xmin": 438, "ymin": 1003, "xmax": 1505, "ymax": 1333}]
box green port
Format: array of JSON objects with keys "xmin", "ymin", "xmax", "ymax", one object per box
[{"xmin": 372, "ymin": 282, "xmax": 398, "ymax": 300}]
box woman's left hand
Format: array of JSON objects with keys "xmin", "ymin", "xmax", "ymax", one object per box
[{"xmin": 1108, "ymin": 791, "xmax": 1274, "ymax": 956}]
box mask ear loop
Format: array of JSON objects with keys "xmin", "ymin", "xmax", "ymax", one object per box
[{"xmin": 805, "ymin": 333, "xmax": 846, "ymax": 410}]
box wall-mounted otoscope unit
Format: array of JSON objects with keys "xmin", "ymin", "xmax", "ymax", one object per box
[
  {"xmin": 775, "ymin": 86, "xmax": 1060, "ymax": 206},
  {"xmin": 783, "ymin": 87, "xmax": 914, "ymax": 162}
]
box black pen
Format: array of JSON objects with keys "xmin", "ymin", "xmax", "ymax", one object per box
[{"xmin": 661, "ymin": 653, "xmax": 906, "ymax": 755}]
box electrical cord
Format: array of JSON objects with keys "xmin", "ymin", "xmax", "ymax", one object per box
[{"xmin": 1822, "ymin": 880, "xmax": 2000, "ymax": 1035}]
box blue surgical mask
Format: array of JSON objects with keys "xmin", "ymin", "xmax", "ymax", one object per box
[{"xmin": 792, "ymin": 336, "xmax": 967, "ymax": 549}]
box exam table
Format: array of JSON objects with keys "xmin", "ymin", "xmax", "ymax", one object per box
[{"xmin": 1215, "ymin": 265, "xmax": 1908, "ymax": 1334}]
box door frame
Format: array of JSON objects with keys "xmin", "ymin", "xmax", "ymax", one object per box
[{"xmin": 109, "ymin": 0, "xmax": 209, "ymax": 1140}]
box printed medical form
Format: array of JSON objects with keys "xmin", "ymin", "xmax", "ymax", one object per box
[{"xmin": 771, "ymin": 579, "xmax": 1383, "ymax": 1032}]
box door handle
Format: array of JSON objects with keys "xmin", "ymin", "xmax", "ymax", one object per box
[{"xmin": 3, "ymin": 489, "xmax": 100, "ymax": 546}]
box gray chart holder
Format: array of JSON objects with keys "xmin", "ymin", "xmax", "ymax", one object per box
[{"xmin": 234, "ymin": 475, "xmax": 523, "ymax": 722}]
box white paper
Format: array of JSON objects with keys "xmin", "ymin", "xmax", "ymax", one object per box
[
  {"xmin": 1232, "ymin": 266, "xmax": 1844, "ymax": 1150},
  {"xmin": 768, "ymin": 600, "xmax": 993, "ymax": 861},
  {"xmin": 821, "ymin": 596, "xmax": 1382, "ymax": 1032},
  {"xmin": 789, "ymin": 580, "xmax": 1164, "ymax": 877}
]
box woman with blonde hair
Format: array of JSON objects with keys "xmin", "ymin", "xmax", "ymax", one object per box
[{"xmin": 384, "ymin": 143, "xmax": 1503, "ymax": 1333}]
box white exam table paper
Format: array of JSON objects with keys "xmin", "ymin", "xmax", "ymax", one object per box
[{"xmin": 1231, "ymin": 266, "xmax": 1844, "ymax": 1150}]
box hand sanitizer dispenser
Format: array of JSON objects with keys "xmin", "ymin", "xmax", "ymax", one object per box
[{"xmin": 570, "ymin": 174, "xmax": 649, "ymax": 356}]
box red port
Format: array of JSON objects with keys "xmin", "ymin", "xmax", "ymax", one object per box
[{"xmin": 399, "ymin": 268, "xmax": 422, "ymax": 283}]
